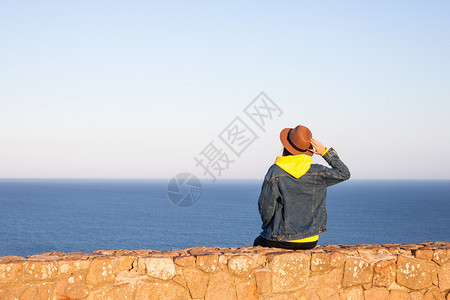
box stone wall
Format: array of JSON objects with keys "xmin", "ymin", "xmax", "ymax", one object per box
[{"xmin": 0, "ymin": 242, "xmax": 449, "ymax": 299}]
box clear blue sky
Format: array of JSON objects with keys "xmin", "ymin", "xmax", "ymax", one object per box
[{"xmin": 1, "ymin": 1, "xmax": 449, "ymax": 180}]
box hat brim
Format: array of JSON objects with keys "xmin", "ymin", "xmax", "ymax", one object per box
[{"xmin": 280, "ymin": 127, "xmax": 313, "ymax": 156}]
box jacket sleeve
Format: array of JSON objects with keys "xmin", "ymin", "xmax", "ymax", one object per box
[
  {"xmin": 321, "ymin": 147, "xmax": 351, "ymax": 187},
  {"xmin": 258, "ymin": 177, "xmax": 280, "ymax": 229}
]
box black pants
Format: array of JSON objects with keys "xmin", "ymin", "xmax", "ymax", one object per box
[{"xmin": 253, "ymin": 235, "xmax": 317, "ymax": 250}]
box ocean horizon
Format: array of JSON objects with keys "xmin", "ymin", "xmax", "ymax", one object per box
[{"xmin": 0, "ymin": 178, "xmax": 449, "ymax": 258}]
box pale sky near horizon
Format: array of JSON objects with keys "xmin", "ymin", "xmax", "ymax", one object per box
[{"xmin": 1, "ymin": 1, "xmax": 449, "ymax": 180}]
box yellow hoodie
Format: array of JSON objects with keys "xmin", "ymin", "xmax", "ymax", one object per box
[
  {"xmin": 275, "ymin": 154, "xmax": 312, "ymax": 179},
  {"xmin": 274, "ymin": 154, "xmax": 319, "ymax": 243}
]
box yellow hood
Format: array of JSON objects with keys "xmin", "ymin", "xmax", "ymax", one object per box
[{"xmin": 275, "ymin": 155, "xmax": 312, "ymax": 178}]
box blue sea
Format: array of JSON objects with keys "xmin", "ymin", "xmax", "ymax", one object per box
[{"xmin": 0, "ymin": 179, "xmax": 449, "ymax": 258}]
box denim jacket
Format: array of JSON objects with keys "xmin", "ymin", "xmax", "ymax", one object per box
[{"xmin": 258, "ymin": 148, "xmax": 350, "ymax": 241}]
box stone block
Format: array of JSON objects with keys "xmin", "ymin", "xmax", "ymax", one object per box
[
  {"xmin": 89, "ymin": 283, "xmax": 135, "ymax": 299},
  {"xmin": 373, "ymin": 259, "xmax": 396, "ymax": 287},
  {"xmin": 183, "ymin": 267, "xmax": 209, "ymax": 299},
  {"xmin": 86, "ymin": 258, "xmax": 115, "ymax": 286},
  {"xmin": 111, "ymin": 255, "xmax": 136, "ymax": 271},
  {"xmin": 415, "ymin": 249, "xmax": 434, "ymax": 260},
  {"xmin": 433, "ymin": 249, "xmax": 448, "ymax": 266},
  {"xmin": 255, "ymin": 268, "xmax": 271, "ymax": 294},
  {"xmin": 143, "ymin": 257, "xmax": 175, "ymax": 280},
  {"xmin": 17, "ymin": 283, "xmax": 53, "ymax": 300},
  {"xmin": 174, "ymin": 255, "xmax": 195, "ymax": 267},
  {"xmin": 308, "ymin": 268, "xmax": 342, "ymax": 299},
  {"xmin": 228, "ymin": 255, "xmax": 255, "ymax": 276},
  {"xmin": 172, "ymin": 274, "xmax": 187, "ymax": 288},
  {"xmin": 438, "ymin": 262, "xmax": 450, "ymax": 291},
  {"xmin": 186, "ymin": 246, "xmax": 219, "ymax": 256},
  {"xmin": 364, "ymin": 287, "xmax": 389, "ymax": 300},
  {"xmin": 1, "ymin": 287, "xmax": 21, "ymax": 299},
  {"xmin": 297, "ymin": 288, "xmax": 321, "ymax": 300},
  {"xmin": 135, "ymin": 281, "xmax": 189, "ymax": 300},
  {"xmin": 2, "ymin": 286, "xmax": 29, "ymax": 299},
  {"xmin": 196, "ymin": 254, "xmax": 219, "ymax": 273},
  {"xmin": 388, "ymin": 290, "xmax": 411, "ymax": 300},
  {"xmin": 409, "ymin": 291, "xmax": 423, "ymax": 300},
  {"xmin": 205, "ymin": 271, "xmax": 237, "ymax": 300},
  {"xmin": 57, "ymin": 259, "xmax": 90, "ymax": 275},
  {"xmin": 397, "ymin": 255, "xmax": 438, "ymax": 290},
  {"xmin": 22, "ymin": 261, "xmax": 58, "ymax": 281},
  {"xmin": 268, "ymin": 252, "xmax": 310, "ymax": 293},
  {"xmin": 236, "ymin": 280, "xmax": 257, "ymax": 300},
  {"xmin": 340, "ymin": 286, "xmax": 364, "ymax": 300},
  {"xmin": 363, "ymin": 282, "xmax": 373, "ymax": 290},
  {"xmin": 218, "ymin": 255, "xmax": 229, "ymax": 269},
  {"xmin": 423, "ymin": 287, "xmax": 445, "ymax": 300},
  {"xmin": 131, "ymin": 257, "xmax": 146, "ymax": 275},
  {"xmin": 261, "ymin": 293, "xmax": 301, "ymax": 300},
  {"xmin": 311, "ymin": 252, "xmax": 331, "ymax": 272},
  {"xmin": 330, "ymin": 251, "xmax": 347, "ymax": 268},
  {"xmin": 342, "ymin": 257, "xmax": 373, "ymax": 287},
  {"xmin": 52, "ymin": 274, "xmax": 90, "ymax": 299},
  {"xmin": 0, "ymin": 262, "xmax": 22, "ymax": 284}
]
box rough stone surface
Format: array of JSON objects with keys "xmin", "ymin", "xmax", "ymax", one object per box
[
  {"xmin": 86, "ymin": 258, "xmax": 115, "ymax": 286},
  {"xmin": 261, "ymin": 293, "xmax": 300, "ymax": 300},
  {"xmin": 236, "ymin": 280, "xmax": 258, "ymax": 300},
  {"xmin": 174, "ymin": 255, "xmax": 195, "ymax": 267},
  {"xmin": 433, "ymin": 249, "xmax": 448, "ymax": 266},
  {"xmin": 0, "ymin": 242, "xmax": 448, "ymax": 300},
  {"xmin": 364, "ymin": 287, "xmax": 389, "ymax": 300},
  {"xmin": 308, "ymin": 267, "xmax": 342, "ymax": 299},
  {"xmin": 269, "ymin": 252, "xmax": 310, "ymax": 293},
  {"xmin": 255, "ymin": 268, "xmax": 272, "ymax": 294},
  {"xmin": 340, "ymin": 285, "xmax": 364, "ymax": 300},
  {"xmin": 89, "ymin": 283, "xmax": 135, "ymax": 299},
  {"xmin": 23, "ymin": 261, "xmax": 58, "ymax": 281},
  {"xmin": 415, "ymin": 249, "xmax": 434, "ymax": 260},
  {"xmin": 53, "ymin": 274, "xmax": 90, "ymax": 299},
  {"xmin": 311, "ymin": 252, "xmax": 331, "ymax": 272},
  {"xmin": 143, "ymin": 257, "xmax": 175, "ymax": 280},
  {"xmin": 409, "ymin": 291, "xmax": 424, "ymax": 300},
  {"xmin": 297, "ymin": 288, "xmax": 321, "ymax": 300},
  {"xmin": 112, "ymin": 255, "xmax": 136, "ymax": 272},
  {"xmin": 17, "ymin": 283, "xmax": 53, "ymax": 300},
  {"xmin": 438, "ymin": 262, "xmax": 450, "ymax": 291},
  {"xmin": 423, "ymin": 287, "xmax": 445, "ymax": 300},
  {"xmin": 135, "ymin": 281, "xmax": 189, "ymax": 300},
  {"xmin": 218, "ymin": 254, "xmax": 228, "ymax": 269},
  {"xmin": 397, "ymin": 255, "xmax": 438, "ymax": 290},
  {"xmin": 388, "ymin": 290, "xmax": 411, "ymax": 300},
  {"xmin": 0, "ymin": 262, "xmax": 22, "ymax": 285},
  {"xmin": 183, "ymin": 267, "xmax": 209, "ymax": 299},
  {"xmin": 330, "ymin": 251, "xmax": 347, "ymax": 268},
  {"xmin": 205, "ymin": 271, "xmax": 237, "ymax": 300},
  {"xmin": 228, "ymin": 255, "xmax": 255, "ymax": 276},
  {"xmin": 57, "ymin": 259, "xmax": 90, "ymax": 275},
  {"xmin": 373, "ymin": 259, "xmax": 396, "ymax": 287},
  {"xmin": 342, "ymin": 257, "xmax": 373, "ymax": 287},
  {"xmin": 196, "ymin": 254, "xmax": 219, "ymax": 273}
]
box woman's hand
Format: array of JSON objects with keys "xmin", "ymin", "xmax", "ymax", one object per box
[{"xmin": 310, "ymin": 138, "xmax": 326, "ymax": 155}]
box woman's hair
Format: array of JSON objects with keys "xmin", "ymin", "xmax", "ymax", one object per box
[
  {"xmin": 282, "ymin": 147, "xmax": 293, "ymax": 156},
  {"xmin": 283, "ymin": 146, "xmax": 313, "ymax": 156}
]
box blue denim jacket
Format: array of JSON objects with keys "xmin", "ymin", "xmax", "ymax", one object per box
[{"xmin": 258, "ymin": 148, "xmax": 350, "ymax": 241}]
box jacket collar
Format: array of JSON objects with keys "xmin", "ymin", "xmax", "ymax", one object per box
[{"xmin": 275, "ymin": 155, "xmax": 312, "ymax": 178}]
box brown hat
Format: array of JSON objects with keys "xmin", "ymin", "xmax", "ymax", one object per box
[{"xmin": 280, "ymin": 125, "xmax": 313, "ymax": 156}]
